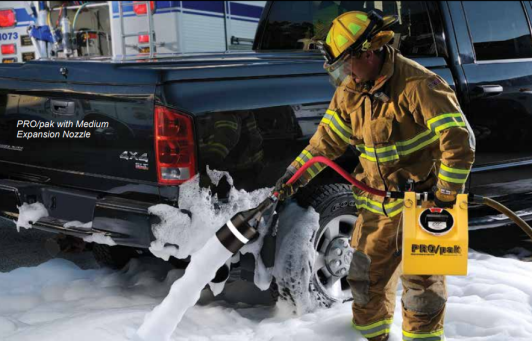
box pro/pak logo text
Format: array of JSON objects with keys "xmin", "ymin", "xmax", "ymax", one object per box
[{"xmin": 411, "ymin": 244, "xmax": 461, "ymax": 256}]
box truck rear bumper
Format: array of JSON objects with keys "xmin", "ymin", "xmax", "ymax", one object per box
[{"xmin": 0, "ymin": 179, "xmax": 158, "ymax": 248}]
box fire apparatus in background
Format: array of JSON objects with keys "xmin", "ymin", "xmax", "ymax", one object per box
[
  {"xmin": 0, "ymin": 2, "xmax": 36, "ymax": 62},
  {"xmin": 0, "ymin": 1, "xmax": 265, "ymax": 62}
]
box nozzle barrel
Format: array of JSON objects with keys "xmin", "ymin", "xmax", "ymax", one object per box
[
  {"xmin": 216, "ymin": 212, "xmax": 259, "ymax": 253},
  {"xmin": 216, "ymin": 197, "xmax": 276, "ymax": 254}
]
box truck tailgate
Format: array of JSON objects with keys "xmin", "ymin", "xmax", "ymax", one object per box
[{"xmin": 0, "ymin": 61, "xmax": 158, "ymax": 193}]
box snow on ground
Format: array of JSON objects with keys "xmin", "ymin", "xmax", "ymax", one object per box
[{"xmin": 0, "ymin": 251, "xmax": 531, "ymax": 341}]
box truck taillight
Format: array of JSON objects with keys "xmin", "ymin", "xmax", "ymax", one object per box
[
  {"xmin": 133, "ymin": 1, "xmax": 155, "ymax": 15},
  {"xmin": 155, "ymin": 106, "xmax": 196, "ymax": 185},
  {"xmin": 0, "ymin": 10, "xmax": 15, "ymax": 28},
  {"xmin": 1, "ymin": 44, "xmax": 16, "ymax": 55}
]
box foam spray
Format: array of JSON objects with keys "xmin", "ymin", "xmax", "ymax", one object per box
[{"xmin": 134, "ymin": 197, "xmax": 276, "ymax": 341}]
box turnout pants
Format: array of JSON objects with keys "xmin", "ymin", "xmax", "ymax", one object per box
[{"xmin": 347, "ymin": 209, "xmax": 446, "ymax": 341}]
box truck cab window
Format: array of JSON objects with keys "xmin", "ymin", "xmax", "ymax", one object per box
[
  {"xmin": 463, "ymin": 1, "xmax": 532, "ymax": 61},
  {"xmin": 260, "ymin": 1, "xmax": 437, "ymax": 57}
]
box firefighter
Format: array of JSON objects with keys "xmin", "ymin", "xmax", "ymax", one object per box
[
  {"xmin": 200, "ymin": 111, "xmax": 264, "ymax": 176},
  {"xmin": 275, "ymin": 10, "xmax": 475, "ymax": 341}
]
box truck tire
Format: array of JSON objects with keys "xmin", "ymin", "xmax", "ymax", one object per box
[
  {"xmin": 275, "ymin": 184, "xmax": 358, "ymax": 313},
  {"xmin": 92, "ymin": 244, "xmax": 140, "ymax": 270}
]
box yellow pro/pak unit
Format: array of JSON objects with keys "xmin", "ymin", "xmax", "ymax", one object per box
[{"xmin": 402, "ymin": 192, "xmax": 469, "ymax": 276}]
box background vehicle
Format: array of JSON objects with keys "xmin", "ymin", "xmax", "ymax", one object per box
[
  {"xmin": 0, "ymin": 2, "xmax": 37, "ymax": 62},
  {"xmin": 1, "ymin": 1, "xmax": 532, "ymax": 310},
  {"xmin": 0, "ymin": 1, "xmax": 265, "ymax": 62}
]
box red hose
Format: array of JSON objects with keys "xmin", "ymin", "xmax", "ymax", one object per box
[{"xmin": 286, "ymin": 156, "xmax": 388, "ymax": 197}]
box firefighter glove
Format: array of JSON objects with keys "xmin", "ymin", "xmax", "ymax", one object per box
[
  {"xmin": 434, "ymin": 187, "xmax": 457, "ymax": 209},
  {"xmin": 274, "ymin": 168, "xmax": 303, "ymax": 201}
]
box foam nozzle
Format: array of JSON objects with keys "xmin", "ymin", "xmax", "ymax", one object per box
[
  {"xmin": 215, "ymin": 197, "xmax": 276, "ymax": 254},
  {"xmin": 216, "ymin": 212, "xmax": 258, "ymax": 253}
]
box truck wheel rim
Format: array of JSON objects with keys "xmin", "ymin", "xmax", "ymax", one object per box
[{"xmin": 313, "ymin": 214, "xmax": 357, "ymax": 302}]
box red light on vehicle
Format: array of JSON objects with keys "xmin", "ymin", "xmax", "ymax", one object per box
[
  {"xmin": 88, "ymin": 33, "xmax": 98, "ymax": 40},
  {"xmin": 133, "ymin": 1, "xmax": 155, "ymax": 15},
  {"xmin": 138, "ymin": 34, "xmax": 150, "ymax": 44},
  {"xmin": 0, "ymin": 10, "xmax": 15, "ymax": 28},
  {"xmin": 1, "ymin": 44, "xmax": 16, "ymax": 55},
  {"xmin": 155, "ymin": 106, "xmax": 196, "ymax": 185}
]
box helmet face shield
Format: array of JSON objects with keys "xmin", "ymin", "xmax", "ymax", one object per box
[{"xmin": 323, "ymin": 49, "xmax": 354, "ymax": 88}]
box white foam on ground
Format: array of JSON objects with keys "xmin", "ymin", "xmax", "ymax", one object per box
[
  {"xmin": 16, "ymin": 203, "xmax": 49, "ymax": 232},
  {"xmin": 0, "ymin": 251, "xmax": 531, "ymax": 340}
]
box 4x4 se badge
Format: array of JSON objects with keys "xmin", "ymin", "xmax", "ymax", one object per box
[{"xmin": 120, "ymin": 151, "xmax": 149, "ymax": 171}]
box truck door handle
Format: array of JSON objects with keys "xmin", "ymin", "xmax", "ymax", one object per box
[
  {"xmin": 471, "ymin": 85, "xmax": 503, "ymax": 99},
  {"xmin": 50, "ymin": 100, "xmax": 76, "ymax": 116}
]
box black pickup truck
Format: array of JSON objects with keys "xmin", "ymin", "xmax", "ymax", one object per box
[{"xmin": 1, "ymin": 1, "xmax": 532, "ymax": 308}]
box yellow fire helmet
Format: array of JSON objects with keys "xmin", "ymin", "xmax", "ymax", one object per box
[{"xmin": 318, "ymin": 10, "xmax": 398, "ymax": 87}]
